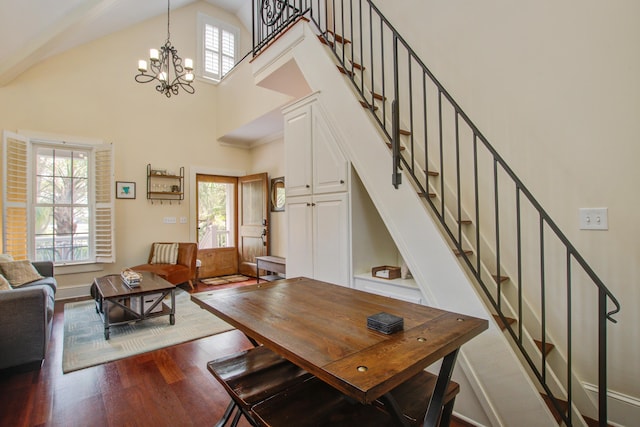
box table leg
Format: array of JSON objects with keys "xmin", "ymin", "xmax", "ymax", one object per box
[
  {"xmin": 170, "ymin": 288, "xmax": 176, "ymax": 325},
  {"xmin": 423, "ymin": 348, "xmax": 459, "ymax": 427},
  {"xmin": 103, "ymin": 299, "xmax": 110, "ymax": 340}
]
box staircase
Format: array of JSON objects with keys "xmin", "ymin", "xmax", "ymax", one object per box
[{"xmin": 250, "ymin": 1, "xmax": 620, "ymax": 425}]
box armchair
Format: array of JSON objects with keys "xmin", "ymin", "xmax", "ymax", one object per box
[{"xmin": 130, "ymin": 242, "xmax": 198, "ymax": 290}]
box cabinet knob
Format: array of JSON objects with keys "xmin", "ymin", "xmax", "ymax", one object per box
[
  {"xmin": 311, "ymin": 203, "xmax": 316, "ymax": 206},
  {"xmin": 306, "ymin": 184, "xmax": 310, "ymax": 188},
  {"xmin": 340, "ymin": 180, "xmax": 345, "ymax": 184},
  {"xmin": 306, "ymin": 203, "xmax": 311, "ymax": 206}
]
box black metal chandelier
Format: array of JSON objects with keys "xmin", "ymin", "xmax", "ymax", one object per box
[{"xmin": 135, "ymin": 0, "xmax": 194, "ymax": 97}]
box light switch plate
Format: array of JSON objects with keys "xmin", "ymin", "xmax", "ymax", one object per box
[
  {"xmin": 179, "ymin": 216, "xmax": 187, "ymax": 224},
  {"xmin": 163, "ymin": 216, "xmax": 177, "ymax": 224},
  {"xmin": 579, "ymin": 208, "xmax": 608, "ymax": 230}
]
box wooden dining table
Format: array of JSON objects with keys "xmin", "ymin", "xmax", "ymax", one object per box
[{"xmin": 192, "ymin": 277, "xmax": 488, "ymax": 426}]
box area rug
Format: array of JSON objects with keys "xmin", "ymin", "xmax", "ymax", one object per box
[
  {"xmin": 200, "ymin": 274, "xmax": 252, "ymax": 286},
  {"xmin": 62, "ymin": 288, "xmax": 233, "ymax": 373}
]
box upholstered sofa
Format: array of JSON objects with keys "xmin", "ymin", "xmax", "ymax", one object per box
[
  {"xmin": 0, "ymin": 261, "xmax": 57, "ymax": 370},
  {"xmin": 130, "ymin": 242, "xmax": 198, "ymax": 290}
]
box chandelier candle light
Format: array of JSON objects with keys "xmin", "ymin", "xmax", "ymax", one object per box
[{"xmin": 135, "ymin": 0, "xmax": 194, "ymax": 97}]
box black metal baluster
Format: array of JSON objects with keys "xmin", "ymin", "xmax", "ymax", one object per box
[
  {"xmin": 408, "ymin": 55, "xmax": 414, "ymax": 174},
  {"xmin": 494, "ymin": 159, "xmax": 500, "ymax": 311},
  {"xmin": 455, "ymin": 112, "xmax": 461, "ymax": 244},
  {"xmin": 516, "ymin": 188, "xmax": 523, "ymax": 344},
  {"xmin": 540, "ymin": 215, "xmax": 546, "ymax": 383},
  {"xmin": 566, "ymin": 250, "xmax": 573, "ymax": 426},
  {"xmin": 473, "ymin": 134, "xmax": 481, "ymax": 275},
  {"xmin": 438, "ymin": 90, "xmax": 444, "ymax": 215}
]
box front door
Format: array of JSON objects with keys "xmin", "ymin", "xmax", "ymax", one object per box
[{"xmin": 237, "ymin": 173, "xmax": 269, "ymax": 277}]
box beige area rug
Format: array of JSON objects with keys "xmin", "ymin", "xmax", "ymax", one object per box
[
  {"xmin": 200, "ymin": 274, "xmax": 252, "ymax": 286},
  {"xmin": 62, "ymin": 288, "xmax": 233, "ymax": 373}
]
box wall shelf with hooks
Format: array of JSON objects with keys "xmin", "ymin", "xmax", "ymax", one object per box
[{"xmin": 147, "ymin": 164, "xmax": 184, "ymax": 204}]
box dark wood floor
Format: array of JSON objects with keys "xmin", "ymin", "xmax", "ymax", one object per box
[{"xmin": 0, "ymin": 280, "xmax": 474, "ymax": 427}]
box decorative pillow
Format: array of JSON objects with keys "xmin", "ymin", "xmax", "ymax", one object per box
[
  {"xmin": 0, "ymin": 274, "xmax": 11, "ymax": 291},
  {"xmin": 0, "ymin": 254, "xmax": 14, "ymax": 263},
  {"xmin": 0, "ymin": 260, "xmax": 44, "ymax": 287},
  {"xmin": 150, "ymin": 243, "xmax": 179, "ymax": 265}
]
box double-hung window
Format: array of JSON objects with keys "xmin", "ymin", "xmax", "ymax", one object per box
[
  {"xmin": 2, "ymin": 131, "xmax": 115, "ymax": 264},
  {"xmin": 198, "ymin": 13, "xmax": 239, "ymax": 81}
]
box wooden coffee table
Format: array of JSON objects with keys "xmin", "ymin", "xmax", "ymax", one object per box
[{"xmin": 93, "ymin": 272, "xmax": 176, "ymax": 339}]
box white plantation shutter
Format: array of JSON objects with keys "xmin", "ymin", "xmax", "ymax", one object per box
[
  {"xmin": 221, "ymin": 29, "xmax": 235, "ymax": 75},
  {"xmin": 2, "ymin": 131, "xmax": 29, "ymax": 259},
  {"xmin": 204, "ymin": 23, "xmax": 220, "ymax": 77},
  {"xmin": 199, "ymin": 14, "xmax": 238, "ymax": 81},
  {"xmin": 94, "ymin": 143, "xmax": 115, "ymax": 262}
]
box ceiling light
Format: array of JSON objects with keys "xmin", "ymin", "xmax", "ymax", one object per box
[{"xmin": 135, "ymin": 0, "xmax": 194, "ymax": 97}]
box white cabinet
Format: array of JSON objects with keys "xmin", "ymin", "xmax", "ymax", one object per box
[
  {"xmin": 284, "ymin": 94, "xmax": 350, "ymax": 287},
  {"xmin": 284, "ymin": 95, "xmax": 348, "ymax": 197},
  {"xmin": 284, "ymin": 103, "xmax": 313, "ymax": 197},
  {"xmin": 287, "ymin": 192, "xmax": 350, "ymax": 287}
]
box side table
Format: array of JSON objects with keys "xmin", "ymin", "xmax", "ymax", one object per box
[{"xmin": 255, "ymin": 256, "xmax": 286, "ymax": 283}]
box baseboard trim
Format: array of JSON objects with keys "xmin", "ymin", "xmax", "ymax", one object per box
[
  {"xmin": 452, "ymin": 411, "xmax": 488, "ymax": 427},
  {"xmin": 55, "ymin": 283, "xmax": 92, "ymax": 301},
  {"xmin": 583, "ymin": 382, "xmax": 639, "ymax": 427}
]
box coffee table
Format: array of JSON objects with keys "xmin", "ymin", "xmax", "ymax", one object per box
[{"xmin": 93, "ymin": 272, "xmax": 176, "ymax": 339}]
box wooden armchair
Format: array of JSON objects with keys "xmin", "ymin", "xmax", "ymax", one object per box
[{"xmin": 130, "ymin": 242, "xmax": 198, "ymax": 290}]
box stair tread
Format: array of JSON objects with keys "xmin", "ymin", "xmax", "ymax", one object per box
[
  {"xmin": 458, "ymin": 219, "xmax": 472, "ymax": 225},
  {"xmin": 453, "ymin": 248, "xmax": 473, "ymax": 257},
  {"xmin": 399, "ymin": 129, "xmax": 411, "ymax": 136},
  {"xmin": 326, "ymin": 30, "xmax": 351, "ymax": 44},
  {"xmin": 541, "ymin": 393, "xmax": 612, "ymax": 426},
  {"xmin": 350, "ymin": 61, "xmax": 365, "ymax": 71},
  {"xmin": 371, "ymin": 91, "xmax": 386, "ymax": 101},
  {"xmin": 492, "ymin": 314, "xmax": 516, "ymax": 331},
  {"xmin": 424, "ymin": 169, "xmax": 439, "ymax": 177},
  {"xmin": 534, "ymin": 339, "xmax": 555, "ymax": 356},
  {"xmin": 492, "ymin": 274, "xmax": 509, "ymax": 283},
  {"xmin": 418, "ymin": 192, "xmax": 436, "ymax": 198},
  {"xmin": 337, "ymin": 65, "xmax": 354, "ymax": 77},
  {"xmin": 317, "ymin": 35, "xmax": 334, "ymax": 48},
  {"xmin": 385, "ymin": 142, "xmax": 405, "ymax": 151},
  {"xmin": 359, "ymin": 100, "xmax": 379, "ymax": 111}
]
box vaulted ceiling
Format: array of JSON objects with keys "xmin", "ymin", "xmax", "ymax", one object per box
[{"xmin": 0, "ymin": 0, "xmax": 247, "ymax": 86}]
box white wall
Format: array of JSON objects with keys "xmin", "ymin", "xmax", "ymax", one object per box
[
  {"xmin": 0, "ymin": 2, "xmax": 276, "ymax": 290},
  {"xmin": 374, "ymin": 0, "xmax": 640, "ymax": 417},
  {"xmin": 249, "ymin": 137, "xmax": 287, "ymax": 258}
]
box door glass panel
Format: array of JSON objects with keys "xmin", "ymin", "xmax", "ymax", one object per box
[
  {"xmin": 241, "ymin": 180, "xmax": 263, "ymax": 225},
  {"xmin": 197, "ymin": 175, "xmax": 236, "ymax": 249}
]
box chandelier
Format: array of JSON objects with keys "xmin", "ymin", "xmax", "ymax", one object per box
[{"xmin": 135, "ymin": 0, "xmax": 195, "ymax": 97}]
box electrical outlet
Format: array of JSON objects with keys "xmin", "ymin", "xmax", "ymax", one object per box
[
  {"xmin": 163, "ymin": 216, "xmax": 177, "ymax": 224},
  {"xmin": 579, "ymin": 208, "xmax": 608, "ymax": 230}
]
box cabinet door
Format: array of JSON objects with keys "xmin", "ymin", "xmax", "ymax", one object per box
[
  {"xmin": 284, "ymin": 104, "xmax": 313, "ymax": 197},
  {"xmin": 286, "ymin": 196, "xmax": 314, "ymax": 278},
  {"xmin": 312, "ymin": 192, "xmax": 350, "ymax": 287},
  {"xmin": 312, "ymin": 107, "xmax": 349, "ymax": 194}
]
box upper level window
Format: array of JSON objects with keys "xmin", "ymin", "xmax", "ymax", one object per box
[
  {"xmin": 198, "ymin": 13, "xmax": 239, "ymax": 82},
  {"xmin": 2, "ymin": 131, "xmax": 115, "ymax": 265}
]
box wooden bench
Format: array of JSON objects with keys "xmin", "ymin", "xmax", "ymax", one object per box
[
  {"xmin": 251, "ymin": 370, "xmax": 460, "ymax": 427},
  {"xmin": 207, "ymin": 345, "xmax": 311, "ymax": 426}
]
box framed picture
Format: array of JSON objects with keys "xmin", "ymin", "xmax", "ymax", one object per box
[{"xmin": 116, "ymin": 181, "xmax": 136, "ymax": 199}]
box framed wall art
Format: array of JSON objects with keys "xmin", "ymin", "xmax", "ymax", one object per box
[{"xmin": 116, "ymin": 181, "xmax": 136, "ymax": 199}]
